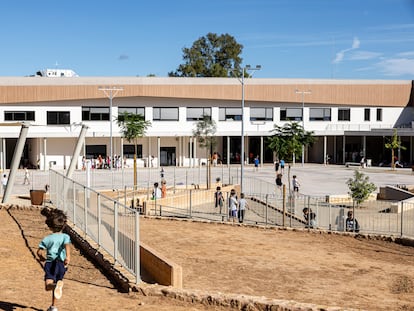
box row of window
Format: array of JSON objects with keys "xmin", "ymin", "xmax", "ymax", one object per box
[{"xmin": 3, "ymin": 107, "xmax": 383, "ymax": 124}]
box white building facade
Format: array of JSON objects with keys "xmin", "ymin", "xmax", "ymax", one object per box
[{"xmin": 0, "ymin": 77, "xmax": 413, "ymax": 170}]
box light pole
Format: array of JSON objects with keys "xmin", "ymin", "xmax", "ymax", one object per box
[
  {"xmin": 239, "ymin": 65, "xmax": 261, "ymax": 193},
  {"xmin": 98, "ymin": 86, "xmax": 123, "ymax": 188},
  {"xmin": 295, "ymin": 89, "xmax": 311, "ymax": 166}
]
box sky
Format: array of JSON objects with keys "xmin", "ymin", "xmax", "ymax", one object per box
[{"xmin": 1, "ymin": 0, "xmax": 414, "ymax": 80}]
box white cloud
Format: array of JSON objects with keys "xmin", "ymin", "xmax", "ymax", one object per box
[
  {"xmin": 377, "ymin": 58, "xmax": 414, "ymax": 76},
  {"xmin": 333, "ymin": 37, "xmax": 360, "ymax": 64},
  {"xmin": 349, "ymin": 51, "xmax": 382, "ymax": 61}
]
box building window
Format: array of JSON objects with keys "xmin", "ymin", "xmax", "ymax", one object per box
[
  {"xmin": 4, "ymin": 111, "xmax": 35, "ymax": 121},
  {"xmin": 219, "ymin": 108, "xmax": 242, "ymax": 121},
  {"xmin": 309, "ymin": 108, "xmax": 331, "ymax": 121},
  {"xmin": 82, "ymin": 107, "xmax": 110, "ymax": 121},
  {"xmin": 364, "ymin": 108, "xmax": 370, "ymax": 121},
  {"xmin": 280, "ymin": 108, "xmax": 302, "ymax": 121},
  {"xmin": 123, "ymin": 144, "xmax": 143, "ymax": 158},
  {"xmin": 187, "ymin": 107, "xmax": 211, "ymax": 121},
  {"xmin": 47, "ymin": 111, "xmax": 70, "ymax": 125},
  {"xmin": 338, "ymin": 108, "xmax": 350, "ymax": 121},
  {"xmin": 250, "ymin": 108, "xmax": 273, "ymax": 121},
  {"xmin": 153, "ymin": 107, "xmax": 179, "ymax": 121},
  {"xmin": 376, "ymin": 108, "xmax": 382, "ymax": 121},
  {"xmin": 118, "ymin": 107, "xmax": 145, "ymax": 120}
]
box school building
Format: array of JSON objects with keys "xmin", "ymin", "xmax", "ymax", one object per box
[{"xmin": 0, "ymin": 76, "xmax": 413, "ymax": 170}]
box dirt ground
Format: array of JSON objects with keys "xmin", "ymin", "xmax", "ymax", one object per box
[{"xmin": 1, "ymin": 207, "xmax": 414, "ymax": 311}]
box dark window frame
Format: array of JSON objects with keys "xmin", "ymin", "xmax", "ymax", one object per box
[
  {"xmin": 219, "ymin": 107, "xmax": 242, "ymax": 121},
  {"xmin": 82, "ymin": 107, "xmax": 110, "ymax": 121},
  {"xmin": 47, "ymin": 111, "xmax": 70, "ymax": 125},
  {"xmin": 364, "ymin": 108, "xmax": 370, "ymax": 121},
  {"xmin": 338, "ymin": 108, "xmax": 351, "ymax": 121},
  {"xmin": 309, "ymin": 108, "xmax": 331, "ymax": 121},
  {"xmin": 186, "ymin": 107, "xmax": 212, "ymax": 121},
  {"xmin": 123, "ymin": 144, "xmax": 143, "ymax": 158},
  {"xmin": 118, "ymin": 107, "xmax": 145, "ymax": 120},
  {"xmin": 4, "ymin": 111, "xmax": 35, "ymax": 121},
  {"xmin": 376, "ymin": 108, "xmax": 383, "ymax": 121},
  {"xmin": 250, "ymin": 107, "xmax": 273, "ymax": 121},
  {"xmin": 280, "ymin": 108, "xmax": 303, "ymax": 121},
  {"xmin": 153, "ymin": 107, "xmax": 179, "ymax": 121}
]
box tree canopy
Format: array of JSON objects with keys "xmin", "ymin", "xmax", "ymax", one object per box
[
  {"xmin": 267, "ymin": 122, "xmax": 316, "ymax": 162},
  {"xmin": 169, "ymin": 33, "xmax": 244, "ymax": 77},
  {"xmin": 346, "ymin": 170, "xmax": 376, "ymax": 206},
  {"xmin": 384, "ymin": 129, "xmax": 406, "ymax": 169}
]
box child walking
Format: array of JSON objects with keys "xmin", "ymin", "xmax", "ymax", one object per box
[{"xmin": 37, "ymin": 208, "xmax": 71, "ymax": 311}]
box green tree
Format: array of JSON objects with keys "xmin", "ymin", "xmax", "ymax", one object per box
[
  {"xmin": 169, "ymin": 32, "xmax": 244, "ymax": 77},
  {"xmin": 384, "ymin": 129, "xmax": 406, "ymax": 170},
  {"xmin": 192, "ymin": 115, "xmax": 217, "ymax": 189},
  {"xmin": 267, "ymin": 122, "xmax": 316, "ymax": 162},
  {"xmin": 116, "ymin": 112, "xmax": 151, "ymax": 186},
  {"xmin": 346, "ymin": 170, "xmax": 376, "ymax": 207}
]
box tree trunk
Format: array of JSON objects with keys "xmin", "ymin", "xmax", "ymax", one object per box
[
  {"xmin": 391, "ymin": 149, "xmax": 395, "ymax": 170},
  {"xmin": 134, "ymin": 139, "xmax": 137, "ymax": 186}
]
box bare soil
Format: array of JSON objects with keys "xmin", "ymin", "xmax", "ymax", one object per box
[{"xmin": 1, "ymin": 208, "xmax": 414, "ymax": 311}]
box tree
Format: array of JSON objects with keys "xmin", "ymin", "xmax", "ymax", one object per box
[
  {"xmin": 267, "ymin": 122, "xmax": 316, "ymax": 162},
  {"xmin": 192, "ymin": 115, "xmax": 217, "ymax": 189},
  {"xmin": 346, "ymin": 170, "xmax": 376, "ymax": 207},
  {"xmin": 169, "ymin": 33, "xmax": 244, "ymax": 77},
  {"xmin": 384, "ymin": 129, "xmax": 406, "ymax": 170},
  {"xmin": 116, "ymin": 112, "xmax": 151, "ymax": 186}
]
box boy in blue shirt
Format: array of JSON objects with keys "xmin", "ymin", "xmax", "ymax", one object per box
[{"xmin": 37, "ymin": 208, "xmax": 71, "ymax": 311}]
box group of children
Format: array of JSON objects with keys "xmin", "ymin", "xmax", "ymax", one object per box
[{"xmin": 215, "ymin": 187, "xmax": 248, "ymax": 223}]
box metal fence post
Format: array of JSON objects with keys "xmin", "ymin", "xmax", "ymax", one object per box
[
  {"xmin": 135, "ymin": 211, "xmax": 141, "ymax": 284},
  {"xmin": 97, "ymin": 193, "xmax": 101, "ymax": 247},
  {"xmin": 114, "ymin": 201, "xmax": 118, "ymax": 263},
  {"xmin": 265, "ymin": 194, "xmax": 268, "ymax": 226},
  {"xmin": 400, "ymin": 202, "xmax": 404, "ymax": 237},
  {"xmin": 72, "ymin": 181, "xmax": 76, "ymax": 226},
  {"xmin": 189, "ymin": 189, "xmax": 192, "ymax": 218},
  {"xmin": 84, "ymin": 185, "xmax": 88, "ymax": 235}
]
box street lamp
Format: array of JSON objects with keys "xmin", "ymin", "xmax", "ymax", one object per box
[
  {"xmin": 98, "ymin": 86, "xmax": 123, "ymax": 187},
  {"xmin": 239, "ymin": 65, "xmax": 261, "ymax": 193},
  {"xmin": 295, "ymin": 89, "xmax": 311, "ymax": 166}
]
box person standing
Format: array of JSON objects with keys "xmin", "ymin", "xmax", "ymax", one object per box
[
  {"xmin": 37, "ymin": 208, "xmax": 71, "ymax": 311},
  {"xmin": 274, "ymin": 159, "xmax": 280, "ymax": 173},
  {"xmin": 161, "ymin": 180, "xmax": 167, "ymax": 198},
  {"xmin": 345, "ymin": 210, "xmax": 360, "ymax": 232},
  {"xmin": 152, "ymin": 182, "xmax": 162, "ymax": 199},
  {"xmin": 292, "ymin": 175, "xmax": 300, "ymax": 197},
  {"xmin": 214, "ymin": 186, "xmax": 224, "ymax": 212},
  {"xmin": 23, "ymin": 168, "xmax": 30, "ymax": 185},
  {"xmin": 238, "ymin": 193, "xmax": 248, "ymax": 223},
  {"xmin": 254, "ymin": 156, "xmax": 259, "ymax": 171},
  {"xmin": 280, "ymin": 159, "xmax": 285, "ymax": 174},
  {"xmin": 275, "ymin": 173, "xmax": 283, "ymax": 196},
  {"xmin": 1, "ymin": 173, "xmax": 8, "ymax": 195},
  {"xmin": 229, "ymin": 189, "xmax": 238, "ymax": 223}
]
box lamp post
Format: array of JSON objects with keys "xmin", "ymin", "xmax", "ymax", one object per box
[
  {"xmin": 239, "ymin": 65, "xmax": 261, "ymax": 193},
  {"xmin": 295, "ymin": 89, "xmax": 311, "ymax": 166},
  {"xmin": 98, "ymin": 86, "xmax": 123, "ymax": 188}
]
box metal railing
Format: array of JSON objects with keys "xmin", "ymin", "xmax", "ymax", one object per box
[{"xmin": 49, "ymin": 170, "xmax": 141, "ymax": 284}]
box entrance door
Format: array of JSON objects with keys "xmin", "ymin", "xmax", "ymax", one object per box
[{"xmin": 160, "ymin": 147, "xmax": 176, "ymax": 166}]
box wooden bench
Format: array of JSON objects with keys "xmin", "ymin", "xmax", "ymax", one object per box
[{"xmin": 345, "ymin": 162, "xmax": 362, "ymax": 168}]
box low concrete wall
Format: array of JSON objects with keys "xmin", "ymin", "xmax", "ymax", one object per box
[{"xmin": 140, "ymin": 241, "xmax": 182, "ymax": 288}]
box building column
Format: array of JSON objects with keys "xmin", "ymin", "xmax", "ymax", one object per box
[
  {"xmin": 227, "ymin": 136, "xmax": 230, "ymax": 166},
  {"xmin": 342, "ymin": 135, "xmax": 346, "ymax": 164},
  {"xmin": 189, "ymin": 137, "xmax": 193, "ymax": 167},
  {"xmin": 362, "ymin": 135, "xmax": 366, "ymax": 157},
  {"xmin": 260, "ymin": 136, "xmax": 264, "ymax": 166},
  {"xmin": 43, "ymin": 138, "xmax": 47, "ymax": 171},
  {"xmin": 157, "ymin": 137, "xmax": 160, "ymax": 168},
  {"xmin": 324, "ymin": 136, "xmax": 327, "ymax": 165},
  {"xmin": 193, "ymin": 137, "xmax": 197, "ymax": 166},
  {"xmin": 333, "ymin": 135, "xmax": 337, "ymax": 164},
  {"xmin": 0, "ymin": 138, "xmax": 5, "ymax": 171}
]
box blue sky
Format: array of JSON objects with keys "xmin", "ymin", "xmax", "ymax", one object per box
[{"xmin": 1, "ymin": 0, "xmax": 414, "ymax": 79}]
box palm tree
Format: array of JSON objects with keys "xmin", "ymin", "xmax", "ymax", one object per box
[{"xmin": 116, "ymin": 112, "xmax": 151, "ymax": 186}]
